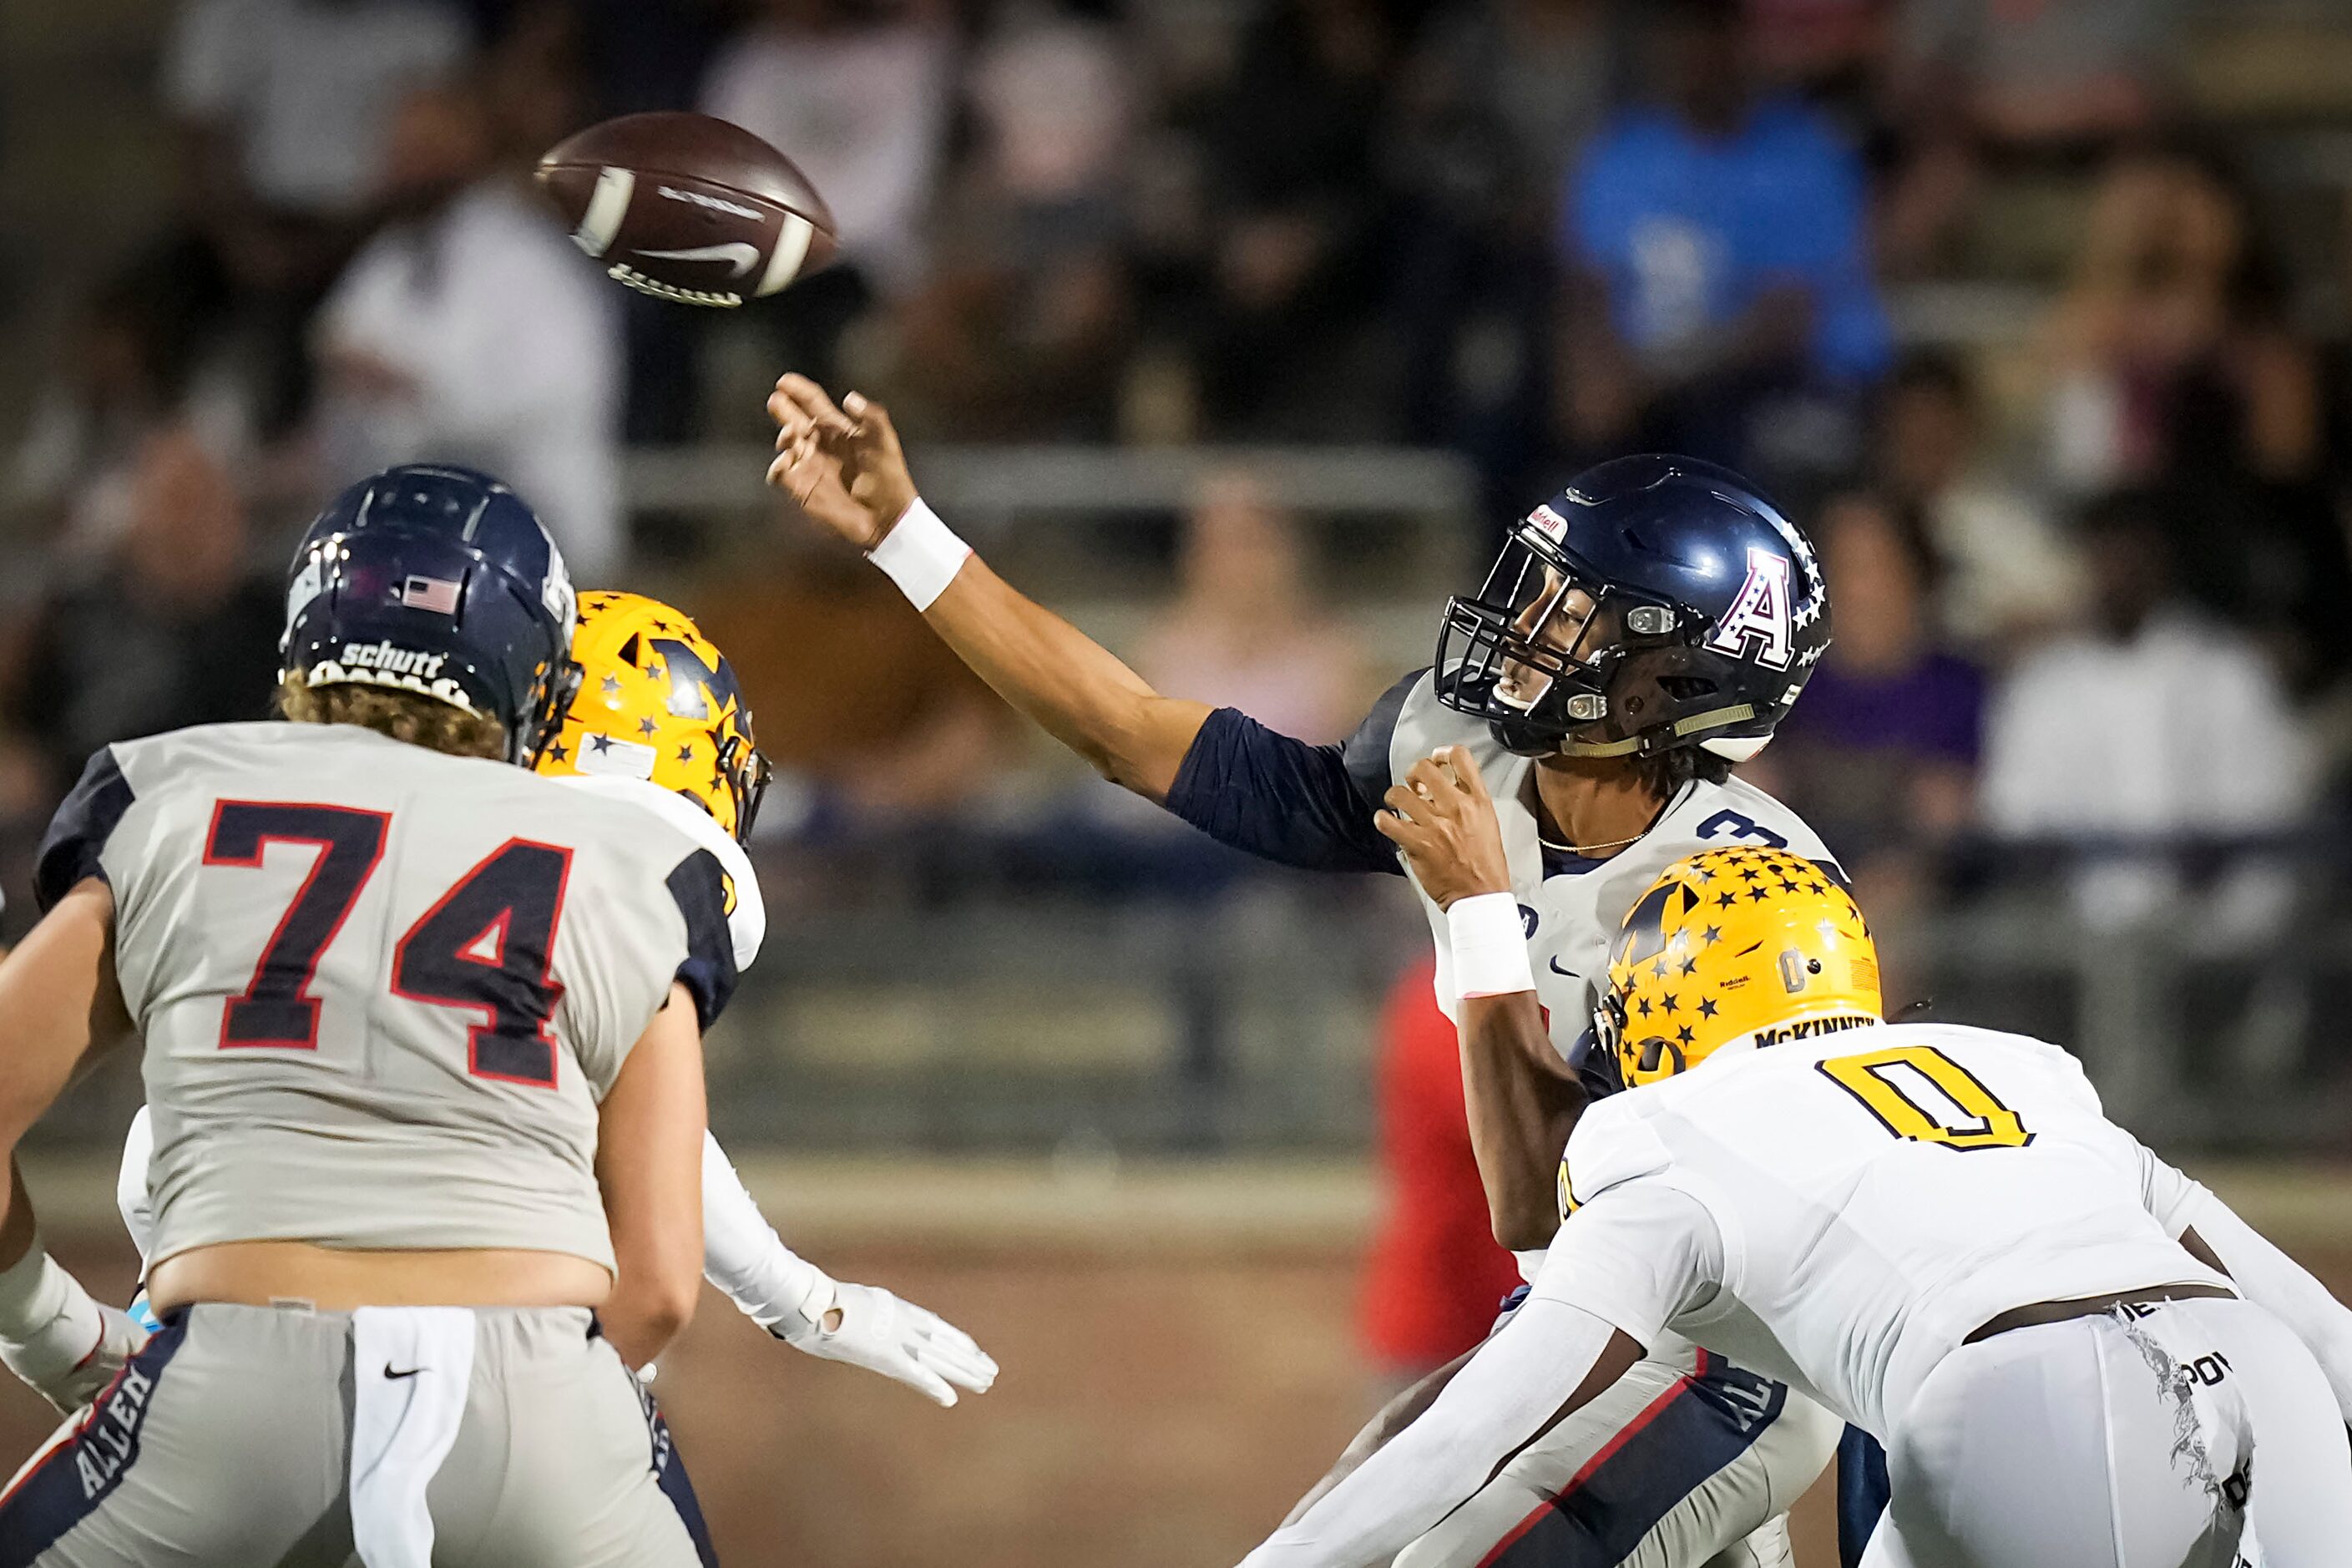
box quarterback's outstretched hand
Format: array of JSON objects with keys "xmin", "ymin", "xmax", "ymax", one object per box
[
  {"xmin": 776, "ymin": 1277, "xmax": 999, "ymax": 1408},
  {"xmin": 766, "ymin": 374, "xmax": 918, "ymax": 549},
  {"xmin": 1377, "ymin": 746, "xmax": 1512, "ymax": 909}
]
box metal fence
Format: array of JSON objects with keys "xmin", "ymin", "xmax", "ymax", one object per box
[
  {"xmin": 22, "ymin": 839, "xmax": 2352, "ymax": 1165},
  {"xmin": 680, "ymin": 833, "xmax": 2352, "ymax": 1158},
  {"xmin": 11, "ymin": 447, "xmax": 2351, "ymax": 1161}
]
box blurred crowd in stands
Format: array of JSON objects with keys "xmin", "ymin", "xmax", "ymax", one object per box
[
  {"xmin": 5, "ymin": 0, "xmax": 2352, "ymax": 948},
  {"xmin": 9, "ymin": 0, "xmax": 2352, "ymax": 1391}
]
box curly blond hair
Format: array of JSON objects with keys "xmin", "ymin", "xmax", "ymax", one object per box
[{"xmin": 276, "ymin": 676, "xmax": 506, "ymax": 761}]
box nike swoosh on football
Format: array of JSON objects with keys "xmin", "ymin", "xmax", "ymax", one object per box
[
  {"xmin": 633, "ymin": 242, "xmax": 761, "ymax": 279},
  {"xmin": 1547, "ymin": 957, "xmax": 1579, "ymax": 979}
]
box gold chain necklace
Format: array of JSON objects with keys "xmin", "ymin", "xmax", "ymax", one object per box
[
  {"xmin": 1533, "ymin": 783, "xmax": 1675, "ymax": 860},
  {"xmin": 1537, "ymin": 829, "xmax": 1646, "ymax": 857}
]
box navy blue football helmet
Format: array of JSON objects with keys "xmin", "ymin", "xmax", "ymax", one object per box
[
  {"xmin": 281, "ymin": 464, "xmax": 581, "ymax": 766},
  {"xmin": 1436, "ymin": 455, "xmax": 1829, "ymax": 761}
]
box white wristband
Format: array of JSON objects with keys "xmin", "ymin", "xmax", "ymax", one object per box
[
  {"xmin": 1448, "ymin": 892, "xmax": 1535, "ymax": 1000},
  {"xmin": 867, "ymin": 498, "xmax": 971, "ymax": 612}
]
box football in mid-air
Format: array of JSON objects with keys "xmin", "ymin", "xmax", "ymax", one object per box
[{"xmin": 537, "ymin": 113, "xmax": 837, "ymax": 309}]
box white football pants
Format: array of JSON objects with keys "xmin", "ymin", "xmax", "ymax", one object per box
[{"xmin": 1859, "ymin": 1297, "xmax": 2352, "ymax": 1568}]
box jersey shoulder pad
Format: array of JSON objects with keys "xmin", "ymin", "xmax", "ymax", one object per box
[
  {"xmin": 665, "ymin": 847, "xmax": 739, "ymax": 1030},
  {"xmin": 1560, "ymin": 1095, "xmax": 1675, "ymax": 1216},
  {"xmin": 1921, "ymin": 1022, "xmax": 2102, "ymax": 1115},
  {"xmin": 1342, "ymin": 666, "xmax": 1428, "ymax": 800},
  {"xmin": 553, "ymin": 773, "xmax": 765, "ymax": 971},
  {"xmin": 1383, "ymin": 668, "xmax": 1537, "ymax": 811},
  {"xmin": 32, "ymin": 721, "xmax": 275, "ymax": 913},
  {"xmin": 36, "ymin": 745, "xmax": 135, "ymax": 912},
  {"xmin": 1664, "ymin": 775, "xmax": 1836, "ymax": 865},
  {"xmin": 523, "ymin": 776, "xmax": 741, "ymax": 1028}
]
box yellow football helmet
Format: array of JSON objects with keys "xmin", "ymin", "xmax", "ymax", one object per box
[
  {"xmin": 1596, "ymin": 847, "xmax": 1882, "ymax": 1089},
  {"xmin": 537, "ymin": 590, "xmax": 771, "ymax": 842}
]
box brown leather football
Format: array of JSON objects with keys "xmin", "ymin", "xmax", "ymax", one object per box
[{"xmin": 537, "ymin": 113, "xmax": 837, "ymax": 309}]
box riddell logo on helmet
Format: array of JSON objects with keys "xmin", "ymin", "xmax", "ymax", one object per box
[{"xmin": 336, "ymin": 641, "xmax": 448, "ymax": 680}]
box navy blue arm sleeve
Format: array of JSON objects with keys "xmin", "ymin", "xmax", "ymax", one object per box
[{"xmin": 1161, "ymin": 670, "xmax": 1422, "ymax": 876}]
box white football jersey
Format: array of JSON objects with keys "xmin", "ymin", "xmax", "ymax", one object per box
[
  {"xmin": 1159, "ymin": 668, "xmax": 1835, "ymax": 1070},
  {"xmin": 1383, "ymin": 673, "xmax": 1835, "ymax": 1058},
  {"xmin": 1161, "ymin": 669, "xmax": 1837, "ymax": 1292},
  {"xmin": 37, "ymin": 721, "xmax": 738, "ymax": 1273},
  {"xmin": 1535, "ymin": 1020, "xmax": 2229, "ymax": 1441}
]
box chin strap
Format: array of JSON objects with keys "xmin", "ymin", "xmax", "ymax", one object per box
[
  {"xmin": 1548, "ymin": 702, "xmax": 1763, "ymax": 761},
  {"xmin": 1546, "ymin": 734, "xmax": 1645, "ymax": 759}
]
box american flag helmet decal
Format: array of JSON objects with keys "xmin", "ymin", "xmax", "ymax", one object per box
[{"xmin": 399, "ymin": 574, "xmax": 463, "ymax": 615}]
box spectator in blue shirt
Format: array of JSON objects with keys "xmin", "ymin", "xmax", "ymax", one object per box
[{"xmin": 1556, "ymin": 0, "xmax": 1889, "ymax": 478}]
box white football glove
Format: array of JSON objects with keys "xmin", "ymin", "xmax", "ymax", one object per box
[
  {"xmin": 774, "ymin": 1277, "xmax": 999, "ymax": 1408},
  {"xmin": 699, "ymin": 1134, "xmax": 998, "ymax": 1406},
  {"xmin": 0, "ymin": 1247, "xmax": 150, "ymax": 1415}
]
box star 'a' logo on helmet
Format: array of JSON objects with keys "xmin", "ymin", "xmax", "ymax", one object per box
[{"xmin": 1704, "ymin": 547, "xmax": 1795, "ymax": 670}]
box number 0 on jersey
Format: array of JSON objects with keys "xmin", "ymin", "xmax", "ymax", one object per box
[{"xmin": 1817, "ymin": 1044, "xmax": 2034, "ymax": 1151}]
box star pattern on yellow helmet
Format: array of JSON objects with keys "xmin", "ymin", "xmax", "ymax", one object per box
[
  {"xmin": 1603, "ymin": 847, "xmax": 1881, "ymax": 1089},
  {"xmin": 536, "ymin": 590, "xmax": 771, "ymax": 843}
]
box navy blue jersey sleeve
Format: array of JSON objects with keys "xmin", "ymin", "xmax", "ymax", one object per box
[
  {"xmin": 35, "ymin": 746, "xmax": 135, "ymax": 913},
  {"xmin": 665, "ymin": 849, "xmax": 740, "ymax": 1031},
  {"xmin": 1161, "ymin": 670, "xmax": 1423, "ymax": 876}
]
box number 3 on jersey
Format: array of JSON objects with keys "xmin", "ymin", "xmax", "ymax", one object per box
[
  {"xmin": 205, "ymin": 802, "xmax": 569, "ymax": 1087},
  {"xmin": 1818, "ymin": 1044, "xmax": 2033, "ymax": 1151}
]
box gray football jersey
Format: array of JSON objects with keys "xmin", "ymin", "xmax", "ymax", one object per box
[
  {"xmin": 1160, "ymin": 668, "xmax": 1839, "ymax": 1068},
  {"xmin": 35, "ymin": 721, "xmax": 736, "ymax": 1273},
  {"xmin": 1380, "ymin": 674, "xmax": 1837, "ymax": 1059}
]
